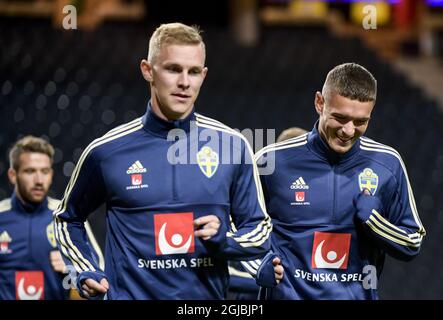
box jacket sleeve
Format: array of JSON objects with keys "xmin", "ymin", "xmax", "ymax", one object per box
[
  {"xmin": 238, "ymin": 150, "xmax": 279, "ymax": 286},
  {"xmin": 84, "ymin": 221, "xmax": 105, "ymax": 271},
  {"xmin": 228, "ymin": 261, "xmax": 260, "ymax": 294},
  {"xmin": 53, "ymin": 146, "xmax": 107, "ymax": 277},
  {"xmin": 215, "ymin": 138, "xmax": 272, "ymax": 260},
  {"xmin": 354, "ymin": 160, "xmax": 426, "ymax": 261}
]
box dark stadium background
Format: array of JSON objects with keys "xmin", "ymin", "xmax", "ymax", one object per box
[{"xmin": 1, "ymin": 0, "xmax": 443, "ymax": 299}]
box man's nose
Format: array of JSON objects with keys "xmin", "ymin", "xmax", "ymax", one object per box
[
  {"xmin": 178, "ymin": 72, "xmax": 190, "ymax": 89},
  {"xmin": 34, "ymin": 172, "xmax": 44, "ymax": 184},
  {"xmin": 342, "ymin": 121, "xmax": 355, "ymax": 137}
]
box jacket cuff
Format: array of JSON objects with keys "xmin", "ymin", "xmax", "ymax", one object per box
[
  {"xmin": 76, "ymin": 270, "xmax": 107, "ymax": 300},
  {"xmin": 256, "ymin": 252, "xmax": 280, "ymax": 288}
]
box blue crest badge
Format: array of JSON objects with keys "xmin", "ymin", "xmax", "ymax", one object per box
[
  {"xmin": 358, "ymin": 168, "xmax": 379, "ymax": 195},
  {"xmin": 197, "ymin": 146, "xmax": 219, "ymax": 178}
]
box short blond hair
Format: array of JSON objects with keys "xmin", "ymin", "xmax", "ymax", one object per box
[
  {"xmin": 277, "ymin": 127, "xmax": 308, "ymax": 142},
  {"xmin": 9, "ymin": 135, "xmax": 54, "ymax": 171},
  {"xmin": 148, "ymin": 22, "xmax": 205, "ymax": 64}
]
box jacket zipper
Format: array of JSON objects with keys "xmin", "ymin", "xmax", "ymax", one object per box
[
  {"xmin": 171, "ymin": 139, "xmax": 178, "ymax": 202},
  {"xmin": 172, "ymin": 163, "xmax": 178, "ymax": 201},
  {"xmin": 28, "ymin": 212, "xmax": 33, "ymax": 263},
  {"xmin": 332, "ymin": 165, "xmax": 337, "ymax": 224}
]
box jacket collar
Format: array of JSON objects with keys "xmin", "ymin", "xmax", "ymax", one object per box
[
  {"xmin": 142, "ymin": 101, "xmax": 196, "ymax": 138},
  {"xmin": 307, "ymin": 120, "xmax": 360, "ymax": 164},
  {"xmin": 11, "ymin": 191, "xmax": 48, "ymax": 214}
]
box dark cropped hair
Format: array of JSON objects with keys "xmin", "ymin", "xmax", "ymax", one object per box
[{"xmin": 322, "ymin": 63, "xmax": 377, "ymax": 103}]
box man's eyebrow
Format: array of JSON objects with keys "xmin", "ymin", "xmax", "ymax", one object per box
[
  {"xmin": 331, "ymin": 113, "xmax": 370, "ymax": 121},
  {"xmin": 163, "ymin": 62, "xmax": 181, "ymax": 68},
  {"xmin": 163, "ymin": 61, "xmax": 203, "ymax": 69}
]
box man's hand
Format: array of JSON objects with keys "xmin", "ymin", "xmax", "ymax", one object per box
[
  {"xmin": 353, "ymin": 188, "xmax": 382, "ymax": 223},
  {"xmin": 256, "ymin": 252, "xmax": 282, "ymax": 287},
  {"xmin": 273, "ymin": 257, "xmax": 284, "ymax": 284},
  {"xmin": 194, "ymin": 215, "xmax": 221, "ymax": 240},
  {"xmin": 50, "ymin": 250, "xmax": 67, "ymax": 273},
  {"xmin": 81, "ymin": 278, "xmax": 109, "ymax": 299}
]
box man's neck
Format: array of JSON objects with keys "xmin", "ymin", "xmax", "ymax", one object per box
[
  {"xmin": 14, "ymin": 189, "xmax": 27, "ymax": 206},
  {"xmin": 14, "ymin": 189, "xmax": 44, "ymax": 209},
  {"xmin": 150, "ymin": 100, "xmax": 192, "ymax": 122}
]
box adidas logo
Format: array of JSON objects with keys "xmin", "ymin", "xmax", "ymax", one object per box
[
  {"xmin": 0, "ymin": 231, "xmax": 12, "ymax": 243},
  {"xmin": 126, "ymin": 161, "xmax": 147, "ymax": 174},
  {"xmin": 290, "ymin": 177, "xmax": 309, "ymax": 190}
]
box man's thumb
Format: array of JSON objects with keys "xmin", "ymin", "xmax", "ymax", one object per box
[
  {"xmin": 100, "ymin": 278, "xmax": 109, "ymax": 290},
  {"xmin": 272, "ymin": 257, "xmax": 281, "ymax": 266}
]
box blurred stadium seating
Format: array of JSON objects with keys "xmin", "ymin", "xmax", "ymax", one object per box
[{"xmin": 1, "ymin": 8, "xmax": 442, "ymax": 299}]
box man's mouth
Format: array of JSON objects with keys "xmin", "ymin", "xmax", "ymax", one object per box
[
  {"xmin": 337, "ymin": 136, "xmax": 352, "ymax": 144},
  {"xmin": 172, "ymin": 93, "xmax": 191, "ymax": 99}
]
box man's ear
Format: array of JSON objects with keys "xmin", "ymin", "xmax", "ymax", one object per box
[
  {"xmin": 8, "ymin": 168, "xmax": 17, "ymax": 186},
  {"xmin": 314, "ymin": 91, "xmax": 325, "ymax": 116},
  {"xmin": 140, "ymin": 59, "xmax": 153, "ymax": 82}
]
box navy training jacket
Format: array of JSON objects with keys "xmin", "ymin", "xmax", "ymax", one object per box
[
  {"xmin": 0, "ymin": 193, "xmax": 103, "ymax": 299},
  {"xmin": 245, "ymin": 122, "xmax": 425, "ymax": 300},
  {"xmin": 54, "ymin": 103, "xmax": 271, "ymax": 300}
]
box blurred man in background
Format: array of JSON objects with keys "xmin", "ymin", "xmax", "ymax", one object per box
[
  {"xmin": 0, "ymin": 136, "xmax": 103, "ymax": 300},
  {"xmin": 276, "ymin": 127, "xmax": 308, "ymax": 143},
  {"xmin": 250, "ymin": 63, "xmax": 426, "ymax": 299}
]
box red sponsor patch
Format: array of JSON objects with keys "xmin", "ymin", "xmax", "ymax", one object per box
[
  {"xmin": 15, "ymin": 271, "xmax": 44, "ymax": 300},
  {"xmin": 311, "ymin": 232, "xmax": 351, "ymax": 269},
  {"xmin": 131, "ymin": 174, "xmax": 142, "ymax": 185},
  {"xmin": 295, "ymin": 191, "xmax": 305, "ymax": 202},
  {"xmin": 0, "ymin": 242, "xmax": 9, "ymax": 252},
  {"xmin": 154, "ymin": 212, "xmax": 195, "ymax": 255}
]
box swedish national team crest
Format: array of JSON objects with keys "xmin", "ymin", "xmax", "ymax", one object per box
[
  {"xmin": 197, "ymin": 146, "xmax": 219, "ymax": 178},
  {"xmin": 46, "ymin": 223, "xmax": 57, "ymax": 248},
  {"xmin": 358, "ymin": 168, "xmax": 379, "ymax": 195}
]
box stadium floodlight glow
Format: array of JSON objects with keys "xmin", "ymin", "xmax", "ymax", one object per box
[
  {"xmin": 427, "ymin": 0, "xmax": 443, "ymax": 6},
  {"xmin": 263, "ymin": 0, "xmax": 403, "ymax": 4},
  {"xmin": 296, "ymin": 0, "xmax": 401, "ymax": 4}
]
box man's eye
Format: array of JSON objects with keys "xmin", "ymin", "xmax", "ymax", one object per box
[
  {"xmin": 355, "ymin": 120, "xmax": 368, "ymax": 126},
  {"xmin": 189, "ymin": 69, "xmax": 201, "ymax": 75},
  {"xmin": 166, "ymin": 66, "xmax": 181, "ymax": 73}
]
